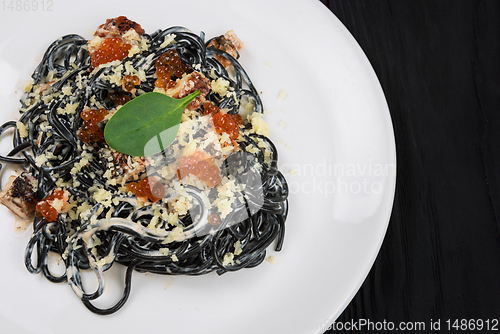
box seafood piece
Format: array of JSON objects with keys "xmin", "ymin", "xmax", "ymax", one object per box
[{"xmin": 0, "ymin": 173, "xmax": 38, "ymax": 219}]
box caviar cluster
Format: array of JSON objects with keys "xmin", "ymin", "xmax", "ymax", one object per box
[
  {"xmin": 78, "ymin": 108, "xmax": 108, "ymax": 144},
  {"xmin": 127, "ymin": 177, "xmax": 165, "ymax": 203},
  {"xmin": 108, "ymin": 91, "xmax": 131, "ymax": 106},
  {"xmin": 36, "ymin": 188, "xmax": 65, "ymax": 222},
  {"xmin": 201, "ymin": 102, "xmax": 243, "ymax": 140},
  {"xmin": 201, "ymin": 101, "xmax": 220, "ymax": 115},
  {"xmin": 122, "ymin": 74, "xmax": 140, "ymax": 92},
  {"xmin": 154, "ymin": 49, "xmax": 190, "ymax": 90},
  {"xmin": 90, "ymin": 37, "xmax": 131, "ymax": 70},
  {"xmin": 213, "ymin": 113, "xmax": 243, "ymax": 140},
  {"xmin": 177, "ymin": 151, "xmax": 221, "ymax": 187}
]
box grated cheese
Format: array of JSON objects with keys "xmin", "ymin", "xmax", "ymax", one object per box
[
  {"xmin": 92, "ymin": 188, "xmax": 114, "ymax": 208},
  {"xmin": 35, "ymin": 154, "xmax": 47, "ymax": 167},
  {"xmin": 266, "ymin": 256, "xmax": 277, "ymax": 264},
  {"xmin": 57, "ymin": 102, "xmax": 79, "ymax": 115},
  {"xmin": 234, "ymin": 241, "xmax": 242, "ymax": 256},
  {"xmin": 278, "ymin": 90, "xmax": 287, "ymax": 100},
  {"xmin": 164, "ymin": 226, "xmax": 184, "ymax": 244},
  {"xmin": 22, "ymin": 81, "xmax": 33, "ymax": 92},
  {"xmin": 211, "ymin": 77, "xmax": 230, "ymax": 97},
  {"xmin": 160, "ymin": 34, "xmax": 176, "ymax": 48},
  {"xmin": 16, "ymin": 121, "xmax": 28, "ymax": 138},
  {"xmin": 249, "ymin": 113, "xmax": 270, "ymax": 136},
  {"xmin": 222, "ymin": 252, "xmax": 234, "ymax": 266},
  {"xmin": 62, "ymin": 85, "xmax": 72, "ymax": 96}
]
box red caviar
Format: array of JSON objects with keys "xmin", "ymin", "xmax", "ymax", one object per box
[
  {"xmin": 91, "ymin": 37, "xmax": 131, "ymax": 70},
  {"xmin": 201, "ymin": 101, "xmax": 243, "ymax": 140},
  {"xmin": 208, "ymin": 213, "xmax": 221, "ymax": 226},
  {"xmin": 202, "ymin": 101, "xmax": 220, "ymax": 115},
  {"xmin": 78, "ymin": 108, "xmax": 108, "ymax": 144},
  {"xmin": 127, "ymin": 177, "xmax": 165, "ymax": 202},
  {"xmin": 212, "ymin": 112, "xmax": 242, "ymax": 140},
  {"xmin": 154, "ymin": 49, "xmax": 190, "ymax": 90},
  {"xmin": 108, "ymin": 91, "xmax": 131, "ymax": 105},
  {"xmin": 177, "ymin": 151, "xmax": 220, "ymax": 187},
  {"xmin": 123, "ymin": 75, "xmax": 140, "ymax": 92},
  {"xmin": 36, "ymin": 188, "xmax": 65, "ymax": 222}
]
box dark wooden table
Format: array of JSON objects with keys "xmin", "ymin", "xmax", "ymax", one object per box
[{"xmin": 319, "ymin": 1, "xmax": 500, "ymax": 332}]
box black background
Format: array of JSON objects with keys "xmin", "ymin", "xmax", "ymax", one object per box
[{"xmin": 319, "ymin": 1, "xmax": 500, "ymax": 333}]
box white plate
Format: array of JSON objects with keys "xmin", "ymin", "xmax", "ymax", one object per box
[{"xmin": 0, "ymin": 1, "xmax": 396, "ymax": 333}]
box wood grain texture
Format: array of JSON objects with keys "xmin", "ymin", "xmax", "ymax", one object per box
[{"xmin": 319, "ymin": 1, "xmax": 500, "ymax": 332}]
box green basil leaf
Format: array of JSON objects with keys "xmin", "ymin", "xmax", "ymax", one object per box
[{"xmin": 104, "ymin": 91, "xmax": 200, "ymax": 157}]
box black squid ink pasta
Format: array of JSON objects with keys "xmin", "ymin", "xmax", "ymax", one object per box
[{"xmin": 0, "ymin": 16, "xmax": 288, "ymax": 315}]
